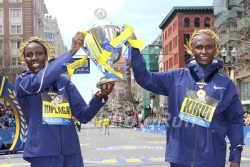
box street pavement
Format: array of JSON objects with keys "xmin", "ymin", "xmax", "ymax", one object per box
[{"xmin": 0, "ymin": 123, "xmax": 250, "ymax": 167}]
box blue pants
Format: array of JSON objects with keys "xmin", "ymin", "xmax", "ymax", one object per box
[{"xmin": 29, "ymin": 154, "xmax": 84, "ymax": 167}]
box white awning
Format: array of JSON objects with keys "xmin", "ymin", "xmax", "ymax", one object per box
[{"xmin": 242, "ymin": 100, "xmax": 250, "ymax": 105}]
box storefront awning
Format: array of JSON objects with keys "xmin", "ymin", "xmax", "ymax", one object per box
[{"xmin": 242, "ymin": 100, "xmax": 250, "ymax": 105}]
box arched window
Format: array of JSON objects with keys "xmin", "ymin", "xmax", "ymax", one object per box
[
  {"xmin": 194, "ymin": 17, "xmax": 200, "ymax": 27},
  {"xmin": 204, "ymin": 17, "xmax": 210, "ymax": 27},
  {"xmin": 184, "ymin": 17, "xmax": 190, "ymax": 27}
]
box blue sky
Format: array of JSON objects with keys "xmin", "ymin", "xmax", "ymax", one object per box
[{"xmin": 44, "ymin": 0, "xmax": 213, "ymax": 102}]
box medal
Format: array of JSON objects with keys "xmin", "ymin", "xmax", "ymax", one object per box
[
  {"xmin": 197, "ymin": 89, "xmax": 206, "ymax": 99},
  {"xmin": 196, "ymin": 82, "xmax": 207, "ymax": 100}
]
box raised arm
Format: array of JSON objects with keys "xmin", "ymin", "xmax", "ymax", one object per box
[{"xmin": 131, "ymin": 48, "xmax": 172, "ymax": 96}]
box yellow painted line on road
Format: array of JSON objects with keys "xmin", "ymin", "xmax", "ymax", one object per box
[
  {"xmin": 149, "ymin": 157, "xmax": 164, "ymax": 161},
  {"xmin": 0, "ymin": 165, "xmax": 11, "ymax": 167},
  {"xmin": 241, "ymin": 157, "xmax": 250, "ymax": 160},
  {"xmin": 102, "ymin": 159, "xmax": 117, "ymax": 163},
  {"xmin": 0, "ymin": 163, "xmax": 29, "ymax": 167},
  {"xmin": 122, "ymin": 145, "xmax": 137, "ymax": 149},
  {"xmin": 126, "ymin": 158, "xmax": 141, "ymax": 163},
  {"xmin": 148, "ymin": 141, "xmax": 165, "ymax": 144}
]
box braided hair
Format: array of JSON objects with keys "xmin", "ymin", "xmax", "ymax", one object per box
[{"xmin": 185, "ymin": 29, "xmax": 221, "ymax": 56}]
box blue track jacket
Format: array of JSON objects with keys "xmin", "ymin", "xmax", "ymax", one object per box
[
  {"xmin": 15, "ymin": 52, "xmax": 106, "ymax": 159},
  {"xmin": 131, "ymin": 48, "xmax": 244, "ymax": 167}
]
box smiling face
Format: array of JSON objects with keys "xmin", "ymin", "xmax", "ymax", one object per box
[
  {"xmin": 24, "ymin": 42, "xmax": 48, "ymax": 73},
  {"xmin": 192, "ymin": 33, "xmax": 217, "ymax": 65}
]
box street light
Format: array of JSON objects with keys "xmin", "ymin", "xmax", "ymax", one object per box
[
  {"xmin": 220, "ymin": 47, "xmax": 238, "ymax": 64},
  {"xmin": 219, "ymin": 47, "xmax": 238, "ymax": 79}
]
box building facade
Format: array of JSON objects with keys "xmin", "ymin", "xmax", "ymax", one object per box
[
  {"xmin": 44, "ymin": 15, "xmax": 67, "ymax": 58},
  {"xmin": 132, "ymin": 36, "xmax": 162, "ymax": 118},
  {"xmin": 0, "ymin": 0, "xmax": 45, "ymax": 83},
  {"xmin": 0, "ymin": 0, "xmax": 66, "ymax": 83},
  {"xmin": 159, "ymin": 6, "xmax": 214, "ymax": 71},
  {"xmin": 214, "ymin": 0, "xmax": 250, "ymax": 113}
]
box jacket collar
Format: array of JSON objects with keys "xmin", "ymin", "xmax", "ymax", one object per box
[{"xmin": 186, "ymin": 59, "xmax": 224, "ymax": 83}]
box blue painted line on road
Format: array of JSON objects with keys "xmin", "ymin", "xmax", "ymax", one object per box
[
  {"xmin": 88, "ymin": 145, "xmax": 165, "ymax": 151},
  {"xmin": 0, "ymin": 155, "xmax": 250, "ymax": 167},
  {"xmin": 83, "ymin": 156, "xmax": 165, "ymax": 166},
  {"xmin": 0, "ymin": 153, "xmax": 23, "ymax": 159}
]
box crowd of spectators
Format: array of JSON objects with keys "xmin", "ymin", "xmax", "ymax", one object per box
[
  {"xmin": 95, "ymin": 112, "xmax": 167, "ymax": 130},
  {"xmin": 244, "ymin": 112, "xmax": 250, "ymax": 126},
  {"xmin": 0, "ymin": 102, "xmax": 16, "ymax": 129}
]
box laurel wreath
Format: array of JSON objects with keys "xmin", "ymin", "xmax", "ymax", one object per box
[{"xmin": 8, "ymin": 88, "xmax": 28, "ymax": 143}]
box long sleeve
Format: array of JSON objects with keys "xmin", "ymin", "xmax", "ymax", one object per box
[
  {"xmin": 67, "ymin": 81, "xmax": 107, "ymax": 123},
  {"xmin": 226, "ymin": 86, "xmax": 244, "ymax": 164},
  {"xmin": 131, "ymin": 48, "xmax": 173, "ymax": 96}
]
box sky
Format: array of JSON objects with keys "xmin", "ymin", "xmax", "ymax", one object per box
[{"xmin": 44, "ymin": 0, "xmax": 213, "ymax": 102}]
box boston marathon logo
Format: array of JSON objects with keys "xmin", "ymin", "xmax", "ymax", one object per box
[
  {"xmin": 0, "ymin": 75, "xmax": 27, "ymax": 153},
  {"xmin": 179, "ymin": 94, "xmax": 218, "ymax": 128}
]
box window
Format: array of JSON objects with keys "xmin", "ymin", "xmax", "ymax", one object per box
[
  {"xmin": 0, "ymin": 9, "xmax": 3, "ymax": 34},
  {"xmin": 0, "ymin": 9, "xmax": 2, "ymax": 18},
  {"xmin": 165, "ymin": 60, "xmax": 169, "ymax": 71},
  {"xmin": 0, "ymin": 40, "xmax": 3, "ymax": 66},
  {"xmin": 169, "ymin": 57, "xmax": 173, "ymax": 68},
  {"xmin": 168, "ymin": 26, "xmax": 172, "ymax": 37},
  {"xmin": 165, "ymin": 45, "xmax": 168, "ymax": 54},
  {"xmin": 10, "ymin": 40, "xmax": 21, "ymax": 66},
  {"xmin": 10, "ymin": 25, "xmax": 22, "ymax": 34},
  {"xmin": 10, "ymin": 9, "xmax": 22, "ymax": 34},
  {"xmin": 184, "ymin": 34, "xmax": 190, "ymax": 45},
  {"xmin": 0, "ymin": 25, "xmax": 2, "ymax": 34},
  {"xmin": 10, "ymin": 9, "xmax": 21, "ymax": 19},
  {"xmin": 184, "ymin": 17, "xmax": 190, "ymax": 27},
  {"xmin": 173, "ymin": 36, "xmax": 178, "ymax": 48},
  {"xmin": 169, "ymin": 40, "xmax": 172, "ymax": 52},
  {"xmin": 194, "ymin": 17, "xmax": 200, "ymax": 27},
  {"xmin": 174, "ymin": 53, "xmax": 178, "ymax": 65},
  {"xmin": 173, "ymin": 21, "xmax": 177, "ymax": 32},
  {"xmin": 204, "ymin": 17, "xmax": 210, "ymax": 27},
  {"xmin": 9, "ymin": 0, "xmax": 22, "ymax": 3},
  {"xmin": 45, "ymin": 32, "xmax": 54, "ymax": 40},
  {"xmin": 241, "ymin": 82, "xmax": 250, "ymax": 101}
]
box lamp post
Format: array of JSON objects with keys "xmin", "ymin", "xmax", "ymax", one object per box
[{"xmin": 219, "ymin": 47, "xmax": 238, "ymax": 80}]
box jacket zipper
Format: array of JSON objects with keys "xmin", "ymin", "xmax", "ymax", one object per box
[
  {"xmin": 191, "ymin": 66, "xmax": 205, "ymax": 167},
  {"xmin": 191, "ymin": 125, "xmax": 199, "ymax": 167}
]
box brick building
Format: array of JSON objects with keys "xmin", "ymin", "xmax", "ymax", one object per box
[
  {"xmin": 159, "ymin": 6, "xmax": 214, "ymax": 71},
  {"xmin": 0, "ymin": 0, "xmax": 45, "ymax": 83},
  {"xmin": 0, "ymin": 0, "xmax": 66, "ymax": 83}
]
